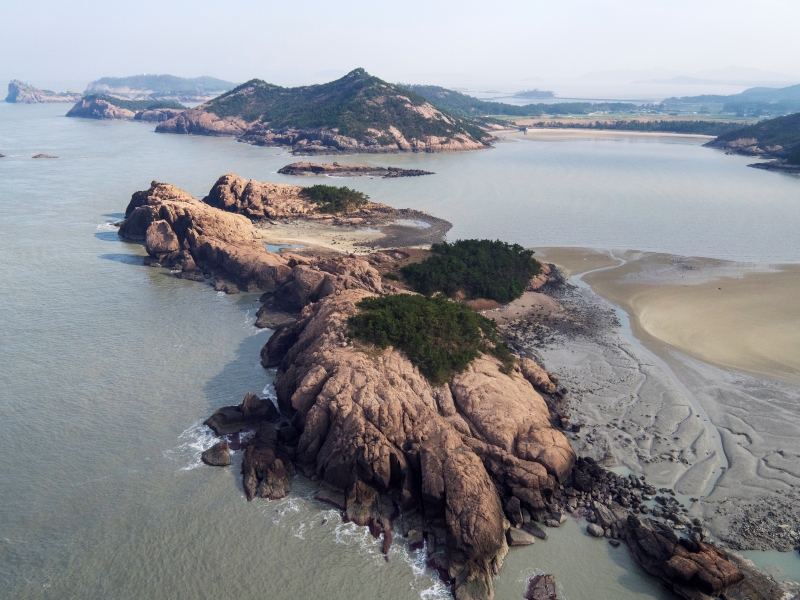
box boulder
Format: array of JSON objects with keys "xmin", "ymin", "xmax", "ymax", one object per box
[
  {"xmin": 624, "ymin": 515, "xmax": 744, "ymax": 599},
  {"xmin": 524, "ymin": 574, "xmax": 558, "ymax": 600},
  {"xmin": 204, "ymin": 392, "xmax": 279, "ymax": 435},
  {"xmin": 241, "ymin": 422, "xmax": 295, "ymax": 501},
  {"xmin": 201, "ymin": 440, "xmax": 231, "ymax": 466},
  {"xmin": 507, "ymin": 527, "xmax": 536, "ymax": 547},
  {"xmin": 587, "ymin": 523, "xmax": 604, "ymax": 538}
]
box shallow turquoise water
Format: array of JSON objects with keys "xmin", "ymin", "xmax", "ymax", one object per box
[{"xmin": 1, "ymin": 102, "xmax": 798, "ymax": 599}]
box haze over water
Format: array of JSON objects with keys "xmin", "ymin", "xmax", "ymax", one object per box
[{"xmin": 1, "ymin": 103, "xmax": 798, "ymax": 599}]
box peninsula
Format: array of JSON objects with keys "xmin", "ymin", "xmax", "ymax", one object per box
[
  {"xmin": 155, "ymin": 68, "xmax": 492, "ymax": 154},
  {"xmin": 5, "ymin": 80, "xmax": 81, "ymax": 103},
  {"xmin": 112, "ymin": 175, "xmax": 795, "ymax": 600},
  {"xmin": 706, "ymin": 111, "xmax": 800, "ymax": 171}
]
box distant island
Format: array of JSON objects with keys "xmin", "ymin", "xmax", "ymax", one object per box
[
  {"xmin": 85, "ymin": 74, "xmax": 236, "ymax": 102},
  {"xmin": 513, "ymin": 89, "xmax": 555, "ymax": 99},
  {"xmin": 5, "ymin": 80, "xmax": 81, "ymax": 104},
  {"xmin": 155, "ymin": 68, "xmax": 492, "ymax": 154},
  {"xmin": 66, "ymin": 95, "xmax": 185, "ymax": 122}
]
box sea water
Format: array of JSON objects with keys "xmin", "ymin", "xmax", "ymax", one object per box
[{"xmin": 1, "ymin": 103, "xmax": 798, "ymax": 599}]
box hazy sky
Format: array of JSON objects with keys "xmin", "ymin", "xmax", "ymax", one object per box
[{"xmin": 2, "ymin": 0, "xmax": 798, "ymax": 91}]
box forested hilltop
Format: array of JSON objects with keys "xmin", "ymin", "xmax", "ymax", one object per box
[
  {"xmin": 156, "ymin": 69, "xmax": 492, "ymax": 155},
  {"xmin": 707, "ymin": 112, "xmax": 800, "ymax": 165}
]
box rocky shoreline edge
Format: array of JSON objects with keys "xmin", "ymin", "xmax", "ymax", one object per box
[{"xmin": 115, "ymin": 175, "xmax": 798, "ymax": 600}]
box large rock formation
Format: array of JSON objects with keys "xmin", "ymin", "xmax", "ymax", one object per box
[
  {"xmin": 5, "ymin": 80, "xmax": 81, "ymax": 103},
  {"xmin": 118, "ymin": 180, "xmax": 292, "ymax": 291},
  {"xmin": 67, "ymin": 97, "xmax": 136, "ymax": 120},
  {"xmin": 66, "ymin": 96, "xmax": 183, "ymax": 121},
  {"xmin": 624, "ymin": 515, "xmax": 745, "ymax": 599},
  {"xmin": 117, "ymin": 178, "xmax": 397, "ymax": 300},
  {"xmin": 258, "ymin": 289, "xmax": 576, "ymax": 599}
]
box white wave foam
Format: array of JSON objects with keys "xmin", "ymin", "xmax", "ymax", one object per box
[{"xmin": 163, "ymin": 420, "xmax": 218, "ymax": 471}]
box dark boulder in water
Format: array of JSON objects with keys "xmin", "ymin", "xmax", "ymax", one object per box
[{"xmin": 201, "ymin": 440, "xmax": 231, "ymax": 466}]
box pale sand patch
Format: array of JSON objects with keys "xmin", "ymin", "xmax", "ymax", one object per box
[
  {"xmin": 580, "ymin": 252, "xmax": 800, "ymax": 385},
  {"xmin": 531, "ymin": 247, "xmax": 800, "ymax": 546},
  {"xmin": 258, "ymin": 220, "xmax": 383, "ymax": 254},
  {"xmin": 534, "ymin": 246, "xmax": 622, "ymax": 276}
]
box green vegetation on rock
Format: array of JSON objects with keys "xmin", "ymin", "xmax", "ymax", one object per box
[
  {"xmin": 205, "ymin": 69, "xmax": 489, "ymax": 143},
  {"xmin": 348, "ymin": 293, "xmax": 513, "ymax": 384},
  {"xmin": 400, "ymin": 239, "xmax": 541, "ymax": 304},
  {"xmin": 301, "ymin": 184, "xmax": 370, "ymax": 213},
  {"xmin": 86, "ymin": 94, "xmax": 185, "ymax": 111},
  {"xmin": 711, "ymin": 112, "xmax": 800, "ymax": 156}
]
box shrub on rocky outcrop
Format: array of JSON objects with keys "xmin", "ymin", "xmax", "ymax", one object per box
[
  {"xmin": 400, "ymin": 239, "xmax": 542, "ymax": 303},
  {"xmin": 347, "ymin": 293, "xmax": 513, "ymax": 384},
  {"xmin": 300, "ymin": 184, "xmax": 370, "ymax": 214}
]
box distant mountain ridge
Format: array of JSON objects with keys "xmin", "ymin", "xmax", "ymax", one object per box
[
  {"xmin": 663, "ymin": 83, "xmax": 800, "ymax": 116},
  {"xmin": 155, "ymin": 68, "xmax": 491, "ymax": 155}
]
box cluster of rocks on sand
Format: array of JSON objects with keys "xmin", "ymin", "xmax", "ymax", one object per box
[
  {"xmin": 277, "ymin": 161, "xmax": 434, "ymax": 178},
  {"xmin": 115, "ymin": 179, "xmax": 797, "ymax": 600}
]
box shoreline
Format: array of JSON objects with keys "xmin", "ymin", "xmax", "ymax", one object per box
[
  {"xmin": 523, "ymin": 248, "xmax": 800, "ymax": 560},
  {"xmin": 499, "ymin": 129, "xmax": 716, "ymax": 142}
]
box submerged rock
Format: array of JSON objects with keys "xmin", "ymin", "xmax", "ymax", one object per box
[{"xmin": 524, "ymin": 574, "xmax": 558, "ymax": 600}]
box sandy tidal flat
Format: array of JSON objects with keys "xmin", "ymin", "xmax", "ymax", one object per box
[{"xmin": 531, "ymin": 248, "xmax": 800, "ymax": 551}]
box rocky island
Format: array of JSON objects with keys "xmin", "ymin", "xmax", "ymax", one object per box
[
  {"xmin": 5, "ymin": 80, "xmax": 81, "ymax": 103},
  {"xmin": 155, "ymin": 68, "xmax": 492, "ymax": 155},
  {"xmin": 112, "ymin": 175, "xmax": 797, "ymax": 600},
  {"xmin": 278, "ymin": 161, "xmax": 434, "ymax": 178},
  {"xmin": 66, "ymin": 95, "xmax": 185, "ymax": 121}
]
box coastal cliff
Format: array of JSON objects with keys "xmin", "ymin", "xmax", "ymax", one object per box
[
  {"xmin": 155, "ymin": 68, "xmax": 492, "ymax": 155},
  {"xmin": 5, "ymin": 80, "xmax": 81, "ymax": 103}
]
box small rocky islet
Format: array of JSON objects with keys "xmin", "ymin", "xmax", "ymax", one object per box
[
  {"xmin": 115, "ymin": 175, "xmax": 796, "ymax": 600},
  {"xmin": 278, "ymin": 161, "xmax": 434, "ymax": 178}
]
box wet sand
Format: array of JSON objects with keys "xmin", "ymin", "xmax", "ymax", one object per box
[
  {"xmin": 526, "ymin": 248, "xmax": 800, "ymax": 554},
  {"xmin": 500, "ymin": 129, "xmax": 715, "ymax": 143},
  {"xmin": 257, "ymin": 211, "xmax": 451, "ymax": 255}
]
